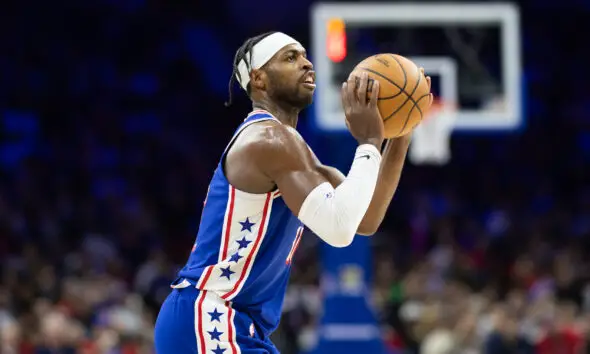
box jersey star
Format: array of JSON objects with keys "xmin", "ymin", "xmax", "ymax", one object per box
[
  {"xmin": 212, "ymin": 344, "xmax": 226, "ymax": 354},
  {"xmin": 208, "ymin": 308, "xmax": 223, "ymax": 322},
  {"xmin": 236, "ymin": 236, "xmax": 252, "ymax": 249},
  {"xmin": 208, "ymin": 327, "xmax": 223, "ymax": 341},
  {"xmin": 229, "ymin": 252, "xmax": 243, "ymax": 263},
  {"xmin": 220, "ymin": 266, "xmax": 235, "ymax": 280},
  {"xmin": 239, "ymin": 217, "xmax": 255, "ymax": 232}
]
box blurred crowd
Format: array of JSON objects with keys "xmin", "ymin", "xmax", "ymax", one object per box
[
  {"xmin": 0, "ymin": 239, "xmax": 166, "ymax": 353},
  {"xmin": 280, "ymin": 186, "xmax": 590, "ymax": 354},
  {"xmin": 1, "ymin": 1, "xmax": 590, "ymax": 354},
  {"xmin": 3, "ymin": 191, "xmax": 590, "ymax": 354},
  {"xmin": 373, "ymin": 236, "xmax": 590, "ymax": 354}
]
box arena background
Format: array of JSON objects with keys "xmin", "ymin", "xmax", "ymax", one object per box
[{"xmin": 1, "ymin": 0, "xmax": 590, "ymax": 353}]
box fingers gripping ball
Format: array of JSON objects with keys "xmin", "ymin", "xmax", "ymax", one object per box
[{"xmin": 353, "ymin": 54, "xmax": 432, "ymax": 138}]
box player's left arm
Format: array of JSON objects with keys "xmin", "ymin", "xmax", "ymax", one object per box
[
  {"xmin": 316, "ymin": 135, "xmax": 411, "ymax": 236},
  {"xmin": 319, "ymin": 69, "xmax": 431, "ymax": 235}
]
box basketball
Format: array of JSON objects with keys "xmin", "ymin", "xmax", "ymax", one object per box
[{"xmin": 353, "ymin": 54, "xmax": 431, "ymax": 138}]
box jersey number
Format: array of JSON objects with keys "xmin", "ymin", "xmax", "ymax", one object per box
[{"xmin": 286, "ymin": 226, "xmax": 304, "ymax": 265}]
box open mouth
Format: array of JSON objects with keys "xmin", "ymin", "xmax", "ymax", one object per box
[{"xmin": 302, "ymin": 72, "xmax": 316, "ymax": 88}]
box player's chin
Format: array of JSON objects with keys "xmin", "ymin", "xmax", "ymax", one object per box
[
  {"xmin": 300, "ymin": 94, "xmax": 314, "ymax": 107},
  {"xmin": 298, "ymin": 88, "xmax": 315, "ymax": 105}
]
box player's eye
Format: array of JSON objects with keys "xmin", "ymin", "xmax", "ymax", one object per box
[{"xmin": 287, "ymin": 54, "xmax": 296, "ymax": 62}]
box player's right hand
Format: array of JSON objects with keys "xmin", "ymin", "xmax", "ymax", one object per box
[{"xmin": 341, "ymin": 72, "xmax": 384, "ymax": 150}]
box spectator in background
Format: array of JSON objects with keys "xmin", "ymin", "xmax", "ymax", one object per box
[
  {"xmin": 535, "ymin": 301, "xmax": 585, "ymax": 354},
  {"xmin": 483, "ymin": 305, "xmax": 534, "ymax": 354},
  {"xmin": 421, "ymin": 326, "xmax": 456, "ymax": 354}
]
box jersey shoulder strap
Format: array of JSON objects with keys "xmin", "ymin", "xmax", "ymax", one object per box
[{"xmin": 221, "ymin": 110, "xmax": 279, "ymax": 157}]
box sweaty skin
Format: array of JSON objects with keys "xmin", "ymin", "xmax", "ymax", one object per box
[
  {"xmin": 225, "ymin": 122, "xmax": 411, "ymax": 235},
  {"xmin": 225, "ymin": 43, "xmax": 430, "ymax": 236}
]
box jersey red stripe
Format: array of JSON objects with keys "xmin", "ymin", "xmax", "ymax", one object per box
[
  {"xmin": 221, "ymin": 192, "xmax": 272, "ymax": 300},
  {"xmin": 197, "ymin": 265, "xmax": 214, "ymax": 288},
  {"xmin": 226, "ymin": 301, "xmax": 239, "ymax": 354},
  {"xmin": 221, "ymin": 186, "xmax": 236, "ymax": 260},
  {"xmin": 196, "ymin": 290, "xmax": 208, "ymax": 353}
]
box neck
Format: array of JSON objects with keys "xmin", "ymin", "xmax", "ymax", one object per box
[{"xmin": 252, "ymin": 99, "xmax": 299, "ymax": 128}]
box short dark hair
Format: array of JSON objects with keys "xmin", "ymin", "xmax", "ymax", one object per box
[{"xmin": 224, "ymin": 31, "xmax": 277, "ymax": 107}]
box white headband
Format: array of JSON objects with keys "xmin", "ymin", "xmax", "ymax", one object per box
[{"xmin": 237, "ymin": 32, "xmax": 301, "ymax": 91}]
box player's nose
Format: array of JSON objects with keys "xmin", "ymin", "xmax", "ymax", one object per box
[{"xmin": 301, "ymin": 57, "xmax": 313, "ymax": 70}]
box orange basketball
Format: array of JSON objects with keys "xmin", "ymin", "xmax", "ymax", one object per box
[{"xmin": 353, "ymin": 54, "xmax": 431, "ymax": 138}]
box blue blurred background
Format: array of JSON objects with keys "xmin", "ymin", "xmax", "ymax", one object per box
[{"xmin": 1, "ymin": 0, "xmax": 590, "ymax": 353}]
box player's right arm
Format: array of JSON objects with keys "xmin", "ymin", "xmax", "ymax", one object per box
[{"xmin": 253, "ymin": 73, "xmax": 385, "ymax": 247}]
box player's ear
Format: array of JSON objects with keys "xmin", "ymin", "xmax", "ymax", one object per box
[{"xmin": 250, "ymin": 69, "xmax": 266, "ymax": 91}]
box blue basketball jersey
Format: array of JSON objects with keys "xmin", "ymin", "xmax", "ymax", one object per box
[{"xmin": 177, "ymin": 110, "xmax": 304, "ymax": 337}]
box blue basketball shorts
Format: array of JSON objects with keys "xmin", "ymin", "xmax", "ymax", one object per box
[{"xmin": 154, "ymin": 281, "xmax": 279, "ymax": 354}]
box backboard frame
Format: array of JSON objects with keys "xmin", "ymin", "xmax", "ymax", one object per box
[
  {"xmin": 310, "ymin": 2, "xmax": 522, "ymax": 133},
  {"xmin": 409, "ymin": 56, "xmax": 458, "ymax": 120}
]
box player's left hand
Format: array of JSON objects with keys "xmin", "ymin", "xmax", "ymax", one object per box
[{"xmin": 421, "ymin": 67, "xmax": 434, "ymax": 109}]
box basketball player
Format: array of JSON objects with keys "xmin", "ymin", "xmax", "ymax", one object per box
[{"xmin": 154, "ymin": 32, "xmax": 432, "ymax": 353}]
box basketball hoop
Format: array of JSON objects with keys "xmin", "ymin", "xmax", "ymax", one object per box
[{"xmin": 409, "ymin": 98, "xmax": 456, "ymax": 166}]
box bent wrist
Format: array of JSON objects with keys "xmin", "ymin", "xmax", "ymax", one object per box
[{"xmin": 357, "ymin": 138, "xmax": 383, "ymax": 152}]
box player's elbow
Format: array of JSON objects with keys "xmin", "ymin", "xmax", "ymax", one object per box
[
  {"xmin": 357, "ymin": 223, "xmax": 377, "ymax": 236},
  {"xmin": 332, "ymin": 219, "xmax": 360, "ymax": 247},
  {"xmin": 315, "ymin": 223, "xmax": 356, "ymax": 248},
  {"xmin": 325, "ymin": 231, "xmax": 355, "ymax": 248}
]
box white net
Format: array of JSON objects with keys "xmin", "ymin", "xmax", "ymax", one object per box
[{"xmin": 409, "ymin": 100, "xmax": 456, "ymax": 166}]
